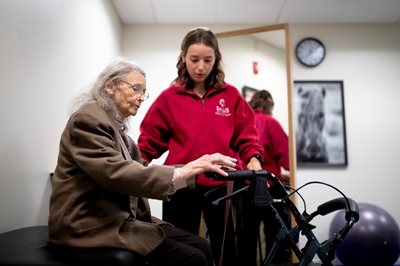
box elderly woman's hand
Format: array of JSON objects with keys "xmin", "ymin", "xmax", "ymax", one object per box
[{"xmin": 181, "ymin": 153, "xmax": 237, "ymax": 179}]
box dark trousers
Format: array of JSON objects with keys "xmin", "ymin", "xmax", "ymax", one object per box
[
  {"xmin": 236, "ymin": 188, "xmax": 292, "ymax": 266},
  {"xmin": 162, "ymin": 185, "xmax": 244, "ymax": 266},
  {"xmin": 147, "ymin": 224, "xmax": 214, "ymax": 266}
]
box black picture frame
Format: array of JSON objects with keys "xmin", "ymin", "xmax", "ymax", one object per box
[
  {"xmin": 242, "ymin": 85, "xmax": 258, "ymax": 102},
  {"xmin": 293, "ymin": 80, "xmax": 348, "ymax": 167}
]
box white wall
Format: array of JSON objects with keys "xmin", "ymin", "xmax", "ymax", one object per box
[
  {"xmin": 219, "ymin": 35, "xmax": 288, "ymax": 132},
  {"xmin": 291, "ymin": 24, "xmax": 400, "ymax": 253},
  {"xmin": 0, "ymin": 0, "xmax": 122, "ymax": 233}
]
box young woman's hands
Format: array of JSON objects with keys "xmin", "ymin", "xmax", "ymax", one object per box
[{"xmin": 247, "ymin": 156, "xmax": 262, "ymax": 171}]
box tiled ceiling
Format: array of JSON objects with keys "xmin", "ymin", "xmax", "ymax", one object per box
[{"xmin": 112, "ymin": 0, "xmax": 400, "ymax": 25}]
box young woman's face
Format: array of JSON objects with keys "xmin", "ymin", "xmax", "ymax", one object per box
[{"xmin": 183, "ymin": 43, "xmax": 216, "ymax": 84}]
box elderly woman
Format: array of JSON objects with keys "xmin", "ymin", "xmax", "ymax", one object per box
[{"xmin": 48, "ymin": 58, "xmax": 237, "ymax": 266}]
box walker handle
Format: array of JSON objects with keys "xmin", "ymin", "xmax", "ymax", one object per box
[{"xmin": 316, "ymin": 197, "xmax": 359, "ymax": 223}]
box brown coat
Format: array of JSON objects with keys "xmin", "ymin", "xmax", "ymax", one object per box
[{"xmin": 48, "ymin": 102, "xmax": 176, "ymax": 256}]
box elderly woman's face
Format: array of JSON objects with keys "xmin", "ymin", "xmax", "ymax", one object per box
[{"xmin": 108, "ymin": 70, "xmax": 146, "ymax": 118}]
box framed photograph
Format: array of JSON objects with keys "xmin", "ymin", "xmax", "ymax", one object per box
[
  {"xmin": 293, "ymin": 80, "xmax": 348, "ymax": 167},
  {"xmin": 242, "ymin": 86, "xmax": 258, "ymax": 102}
]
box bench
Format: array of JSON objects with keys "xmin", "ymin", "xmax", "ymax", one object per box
[{"xmin": 0, "ymin": 225, "xmax": 146, "ymax": 266}]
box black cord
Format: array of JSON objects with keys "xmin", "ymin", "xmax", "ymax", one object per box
[
  {"xmin": 283, "ymin": 185, "xmax": 307, "ymax": 213},
  {"xmin": 283, "ymin": 181, "xmax": 352, "ymax": 215}
]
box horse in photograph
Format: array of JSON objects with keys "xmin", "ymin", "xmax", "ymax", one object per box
[{"xmin": 296, "ymin": 85, "xmax": 329, "ymax": 163}]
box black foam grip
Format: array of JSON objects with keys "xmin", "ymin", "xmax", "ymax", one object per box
[
  {"xmin": 317, "ymin": 197, "xmax": 359, "ymax": 222},
  {"xmin": 204, "ymin": 170, "xmax": 256, "ymax": 181}
]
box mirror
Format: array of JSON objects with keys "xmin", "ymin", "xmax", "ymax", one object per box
[{"xmin": 216, "ymin": 24, "xmax": 296, "ymax": 188}]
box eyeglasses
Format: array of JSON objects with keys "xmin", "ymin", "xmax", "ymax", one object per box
[{"xmin": 119, "ymin": 80, "xmax": 149, "ymax": 100}]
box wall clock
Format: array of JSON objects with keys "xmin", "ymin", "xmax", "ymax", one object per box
[{"xmin": 295, "ymin": 37, "xmax": 326, "ymax": 67}]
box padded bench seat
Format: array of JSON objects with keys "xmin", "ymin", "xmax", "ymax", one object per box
[
  {"xmin": 0, "ymin": 225, "xmax": 146, "ymax": 266},
  {"xmin": 0, "ymin": 226, "xmax": 342, "ymax": 266}
]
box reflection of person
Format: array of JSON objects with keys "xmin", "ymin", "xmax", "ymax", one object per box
[
  {"xmin": 137, "ymin": 27, "xmax": 263, "ymax": 266},
  {"xmin": 48, "ymin": 58, "xmax": 238, "ymax": 266},
  {"xmin": 244, "ymin": 89, "xmax": 291, "ymax": 265},
  {"xmin": 249, "ymin": 90, "xmax": 289, "ymax": 184}
]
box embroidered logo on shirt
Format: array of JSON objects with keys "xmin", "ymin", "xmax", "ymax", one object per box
[{"xmin": 215, "ymin": 99, "xmax": 231, "ymax": 116}]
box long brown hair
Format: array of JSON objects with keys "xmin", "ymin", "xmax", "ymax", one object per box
[{"xmin": 175, "ymin": 27, "xmax": 225, "ymax": 89}]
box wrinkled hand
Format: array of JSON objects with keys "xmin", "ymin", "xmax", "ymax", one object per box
[
  {"xmin": 247, "ymin": 157, "xmax": 262, "ymax": 170},
  {"xmin": 181, "ymin": 153, "xmax": 237, "ymax": 179}
]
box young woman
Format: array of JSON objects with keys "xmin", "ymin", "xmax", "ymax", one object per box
[{"xmin": 138, "ymin": 27, "xmax": 263, "ymax": 266}]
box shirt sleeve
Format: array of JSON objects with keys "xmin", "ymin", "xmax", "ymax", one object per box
[{"xmin": 172, "ymin": 168, "xmax": 187, "ymax": 190}]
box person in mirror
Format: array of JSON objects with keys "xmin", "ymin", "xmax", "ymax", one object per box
[
  {"xmin": 243, "ymin": 89, "xmax": 292, "ymax": 265},
  {"xmin": 137, "ymin": 27, "xmax": 263, "ymax": 266},
  {"xmin": 48, "ymin": 58, "xmax": 238, "ymax": 266}
]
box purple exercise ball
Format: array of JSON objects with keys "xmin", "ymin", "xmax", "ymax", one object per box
[{"xmin": 330, "ymin": 202, "xmax": 400, "ymax": 266}]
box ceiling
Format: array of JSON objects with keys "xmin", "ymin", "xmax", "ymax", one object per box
[{"xmin": 112, "ymin": 0, "xmax": 400, "ymax": 25}]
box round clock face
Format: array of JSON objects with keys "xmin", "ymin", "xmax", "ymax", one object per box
[{"xmin": 295, "ymin": 37, "xmax": 326, "ymax": 67}]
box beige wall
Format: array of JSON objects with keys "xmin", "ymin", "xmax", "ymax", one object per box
[
  {"xmin": 0, "ymin": 0, "xmax": 122, "ymax": 233},
  {"xmin": 291, "ymin": 23, "xmax": 400, "ymax": 250}
]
